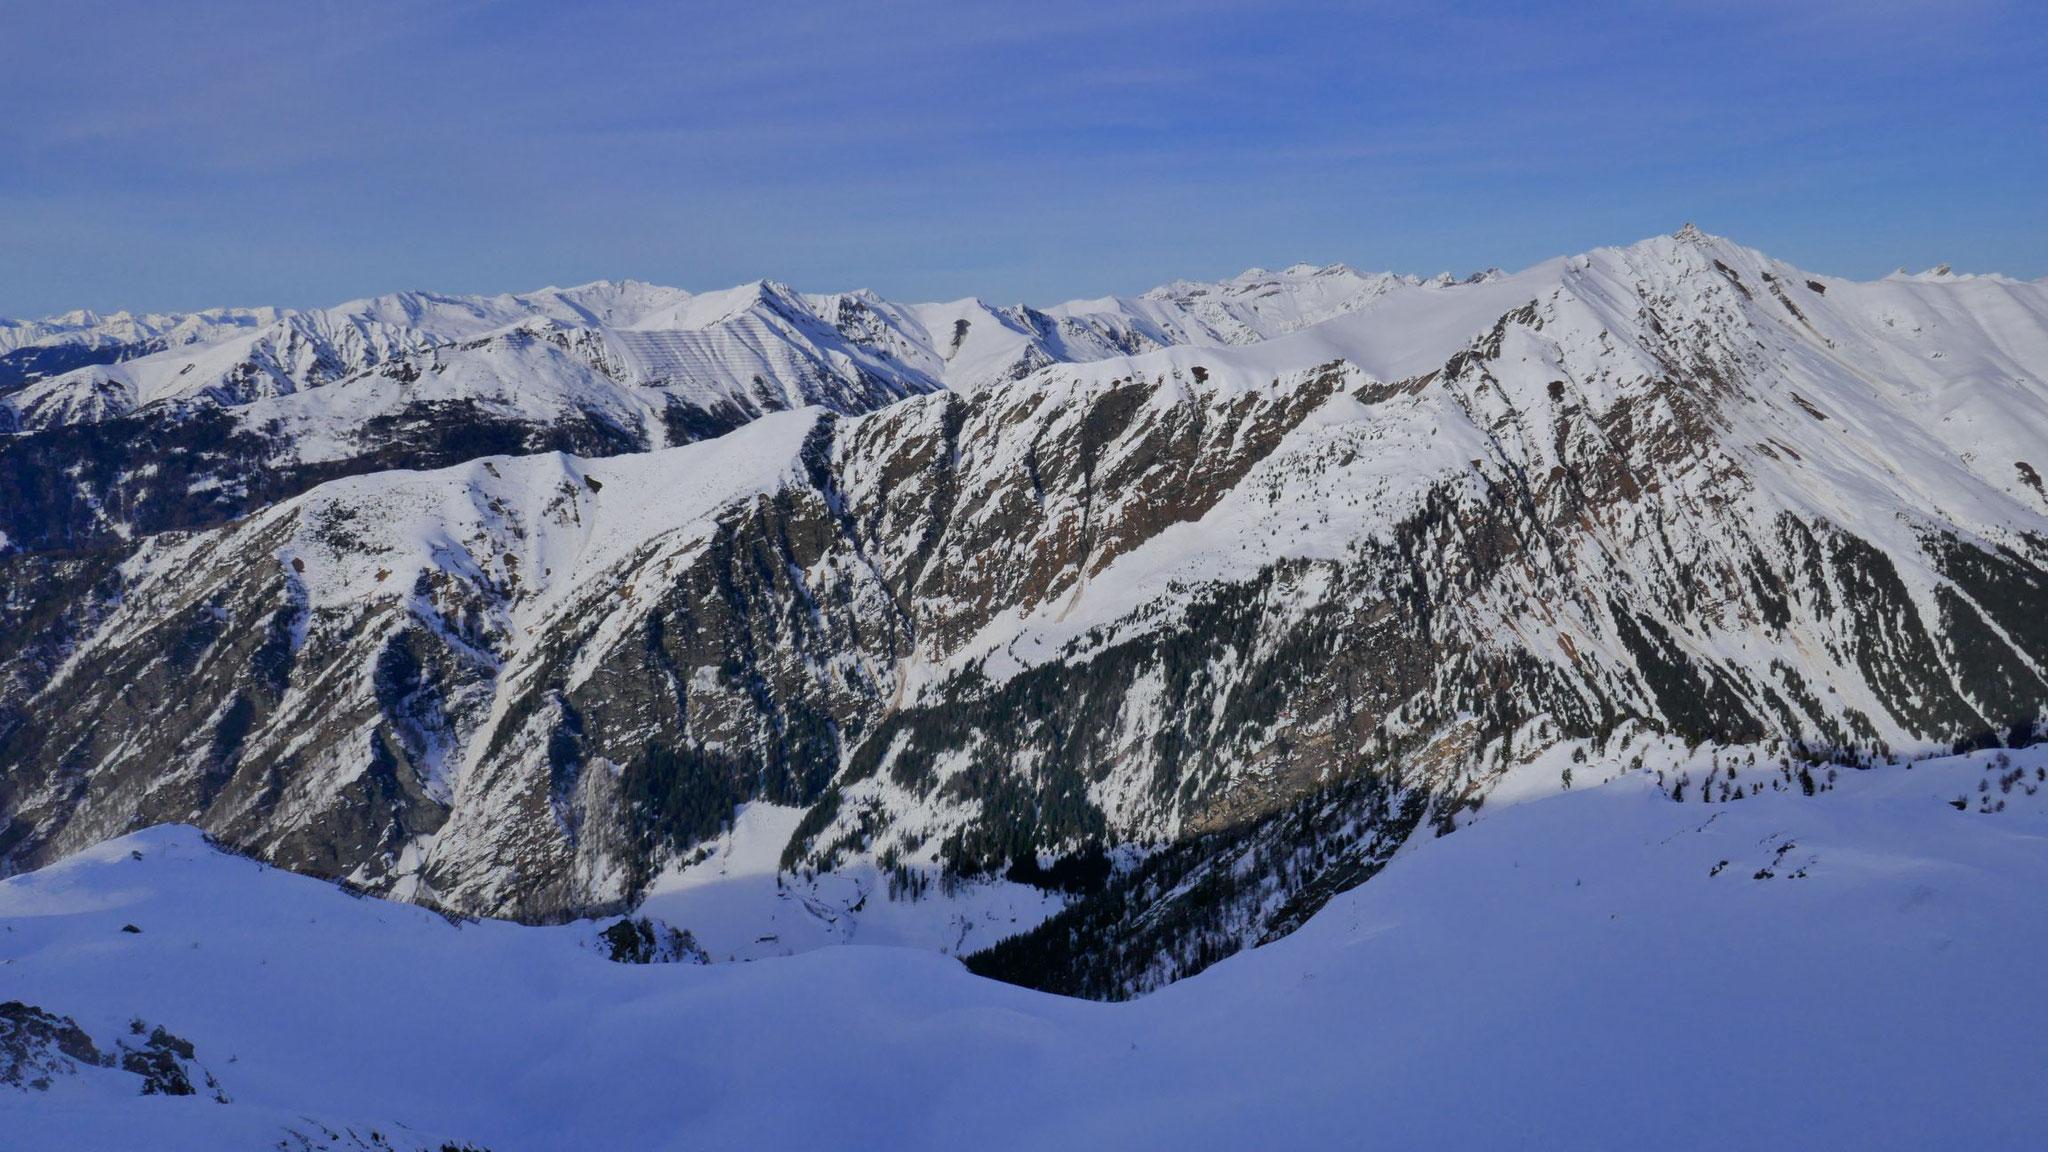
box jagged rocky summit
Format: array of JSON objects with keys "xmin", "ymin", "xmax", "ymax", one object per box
[{"xmin": 3, "ymin": 228, "xmax": 2045, "ymax": 998}]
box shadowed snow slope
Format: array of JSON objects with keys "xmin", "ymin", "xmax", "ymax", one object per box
[{"xmin": 3, "ymin": 746, "xmax": 2045, "ymax": 1150}]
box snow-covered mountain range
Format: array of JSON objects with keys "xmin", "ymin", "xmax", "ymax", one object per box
[
  {"xmin": 0, "ymin": 261, "xmax": 1471, "ymax": 417},
  {"xmin": 0, "ymin": 261, "xmax": 1465, "ymax": 556},
  {"xmin": 3, "ymin": 227, "xmax": 2046, "ymax": 1002}
]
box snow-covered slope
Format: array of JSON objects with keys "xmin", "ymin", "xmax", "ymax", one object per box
[
  {"xmin": 4, "ymin": 747, "xmax": 2045, "ymax": 1150},
  {"xmin": 906, "ymin": 260, "xmax": 1482, "ymax": 392},
  {"xmin": 632, "ymin": 801, "xmax": 1067, "ymax": 960},
  {"xmin": 1107, "ymin": 259, "xmax": 1494, "ymax": 343},
  {"xmin": 0, "ymin": 306, "xmax": 286, "ymax": 396}
]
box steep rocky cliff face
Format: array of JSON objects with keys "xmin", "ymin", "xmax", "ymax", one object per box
[{"xmin": 4, "ymin": 229, "xmax": 2045, "ymax": 996}]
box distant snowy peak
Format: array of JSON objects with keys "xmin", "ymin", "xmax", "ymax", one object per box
[
  {"xmin": 1130, "ymin": 259, "xmax": 1489, "ymax": 345},
  {"xmin": 0, "ymin": 306, "xmax": 291, "ymax": 397},
  {"xmin": 893, "ymin": 260, "xmax": 1502, "ymax": 393},
  {"xmin": 0, "ymin": 305, "xmax": 287, "ymax": 355},
  {"xmin": 0, "ymin": 258, "xmax": 1482, "ymax": 426},
  {"xmin": 1, "ymin": 276, "xmax": 942, "ymax": 441}
]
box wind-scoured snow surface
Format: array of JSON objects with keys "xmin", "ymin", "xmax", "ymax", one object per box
[{"xmin": 4, "ymin": 749, "xmax": 2044, "ymax": 1150}]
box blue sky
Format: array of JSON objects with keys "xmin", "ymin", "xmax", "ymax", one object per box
[{"xmin": 2, "ymin": 0, "xmax": 2042, "ymax": 316}]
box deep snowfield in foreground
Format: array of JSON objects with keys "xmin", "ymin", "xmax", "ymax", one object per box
[{"xmin": 5, "ymin": 747, "xmax": 2046, "ymax": 1151}]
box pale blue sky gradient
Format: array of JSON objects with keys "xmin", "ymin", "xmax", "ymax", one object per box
[{"xmin": 2, "ymin": 0, "xmax": 2042, "ymax": 315}]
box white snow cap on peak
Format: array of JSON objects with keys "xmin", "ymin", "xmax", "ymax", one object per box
[{"xmin": 1674, "ymin": 222, "xmax": 1708, "ymax": 243}]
